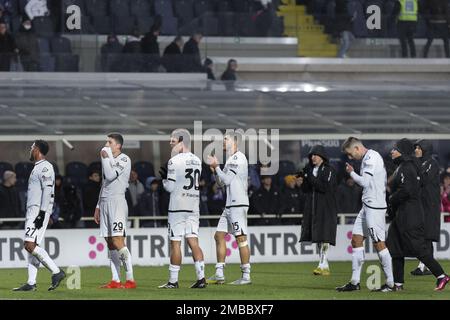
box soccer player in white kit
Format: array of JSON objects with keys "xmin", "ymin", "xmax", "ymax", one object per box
[
  {"xmin": 158, "ymin": 129, "xmax": 206, "ymax": 289},
  {"xmin": 337, "ymin": 137, "xmax": 395, "ymax": 292},
  {"xmin": 13, "ymin": 140, "xmax": 66, "ymax": 292},
  {"xmin": 207, "ymin": 132, "xmax": 251, "ymax": 285},
  {"xmin": 94, "ymin": 133, "xmax": 135, "ymax": 289}
]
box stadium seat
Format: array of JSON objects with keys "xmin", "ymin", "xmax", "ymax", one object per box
[
  {"xmin": 131, "ymin": 0, "xmax": 152, "ymax": 17},
  {"xmin": 231, "ymin": 0, "xmax": 250, "ymax": 12},
  {"xmin": 112, "ymin": 15, "xmax": 136, "ymax": 35},
  {"xmin": 65, "ymin": 162, "xmax": 88, "ymax": 187},
  {"xmin": 218, "ymin": 13, "xmax": 236, "ymax": 36},
  {"xmin": 91, "ymin": 16, "xmax": 112, "ymax": 34},
  {"xmin": 217, "ymin": 0, "xmax": 232, "ymax": 12},
  {"xmin": 37, "ymin": 37, "xmax": 51, "ymax": 54},
  {"xmin": 194, "ymin": 0, "xmax": 213, "ymax": 17},
  {"xmin": 174, "ymin": 0, "xmax": 194, "ymax": 27},
  {"xmin": 32, "ymin": 17, "xmax": 55, "ymax": 38},
  {"xmin": 200, "ymin": 14, "xmax": 218, "ymax": 36},
  {"xmin": 39, "ymin": 54, "xmax": 56, "ymax": 72},
  {"xmin": 110, "ymin": 0, "xmax": 131, "ymax": 17},
  {"xmin": 133, "ymin": 161, "xmax": 155, "ymax": 184},
  {"xmin": 55, "ymin": 54, "xmax": 79, "ymax": 72},
  {"xmin": 160, "ymin": 16, "xmax": 178, "ymax": 35},
  {"xmin": 236, "ymin": 13, "xmax": 256, "ymax": 36},
  {"xmin": 136, "ymin": 15, "xmax": 155, "ymax": 34},
  {"xmin": 14, "ymin": 162, "xmax": 34, "ymax": 180},
  {"xmin": 50, "ymin": 37, "xmax": 72, "ymax": 53},
  {"xmin": 86, "ymin": 0, "xmax": 109, "ymax": 17},
  {"xmin": 154, "ymin": 0, "xmax": 174, "ymax": 17}
]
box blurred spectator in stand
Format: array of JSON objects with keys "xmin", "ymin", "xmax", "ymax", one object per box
[
  {"xmin": 441, "ymin": 173, "xmax": 450, "ymax": 222},
  {"xmin": 280, "ymin": 175, "xmax": 305, "ymax": 225},
  {"xmin": 0, "ymin": 21, "xmax": 17, "ymax": 71},
  {"xmin": 50, "ymin": 175, "xmax": 82, "ymax": 228},
  {"xmin": 394, "ymin": 0, "xmax": 418, "ymax": 57},
  {"xmin": 183, "ymin": 31, "xmax": 203, "ymax": 72},
  {"xmin": 252, "ymin": 0, "xmax": 273, "ymax": 37},
  {"xmin": 204, "ymin": 57, "xmax": 215, "ymax": 80},
  {"xmin": 0, "ymin": 171, "xmax": 22, "ymax": 229},
  {"xmin": 250, "ymin": 175, "xmax": 281, "ymax": 225},
  {"xmin": 335, "ymin": 0, "xmax": 355, "ymax": 58},
  {"xmin": 141, "ymin": 24, "xmax": 161, "ymax": 72},
  {"xmin": 199, "ymin": 178, "xmax": 209, "ymax": 226},
  {"xmin": 25, "ymin": 0, "xmax": 50, "ymax": 20},
  {"xmin": 82, "ymin": 170, "xmax": 101, "ymax": 228},
  {"xmin": 221, "ymin": 59, "xmax": 238, "ymax": 91},
  {"xmin": 122, "ymin": 29, "xmax": 142, "ymax": 72},
  {"xmin": 207, "ymin": 182, "xmax": 225, "ymax": 226},
  {"xmin": 162, "ymin": 35, "xmax": 183, "ymax": 72},
  {"xmin": 422, "ymin": 0, "xmax": 449, "ymax": 58},
  {"xmin": 128, "ymin": 169, "xmax": 145, "ymax": 216},
  {"xmin": 138, "ymin": 177, "xmax": 165, "ymax": 228},
  {"xmin": 336, "ymin": 176, "xmax": 362, "ymax": 213},
  {"xmin": 101, "ymin": 34, "xmax": 123, "ymax": 72},
  {"xmin": 15, "ymin": 18, "xmax": 39, "ymax": 71},
  {"xmin": 0, "ymin": 3, "xmax": 11, "ymax": 30}
]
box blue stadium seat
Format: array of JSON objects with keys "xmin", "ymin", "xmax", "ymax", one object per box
[
  {"xmin": 160, "ymin": 16, "xmax": 178, "ymax": 35},
  {"xmin": 218, "ymin": 13, "xmax": 236, "ymax": 36},
  {"xmin": 201, "ymin": 13, "xmax": 218, "ymax": 36},
  {"xmin": 174, "ymin": 0, "xmax": 194, "ymax": 26},
  {"xmin": 231, "ymin": 0, "xmax": 250, "ymax": 12},
  {"xmin": 37, "ymin": 37, "xmax": 50, "ymax": 53},
  {"xmin": 217, "ymin": 0, "xmax": 232, "ymax": 12},
  {"xmin": 32, "ymin": 17, "xmax": 55, "ymax": 38},
  {"xmin": 194, "ymin": 0, "xmax": 213, "ymax": 17},
  {"xmin": 112, "ymin": 15, "xmax": 136, "ymax": 35},
  {"xmin": 154, "ymin": 0, "xmax": 174, "ymax": 17},
  {"xmin": 15, "ymin": 162, "xmax": 33, "ymax": 180},
  {"xmin": 50, "ymin": 37, "xmax": 72, "ymax": 53},
  {"xmin": 136, "ymin": 15, "xmax": 154, "ymax": 34},
  {"xmin": 131, "ymin": 0, "xmax": 152, "ymax": 17},
  {"xmin": 110, "ymin": 0, "xmax": 131, "ymax": 17},
  {"xmin": 133, "ymin": 161, "xmax": 155, "ymax": 184},
  {"xmin": 86, "ymin": 0, "xmax": 109, "ymax": 17},
  {"xmin": 55, "ymin": 54, "xmax": 79, "ymax": 71},
  {"xmin": 65, "ymin": 162, "xmax": 88, "ymax": 187},
  {"xmin": 39, "ymin": 55, "xmax": 56, "ymax": 72}
]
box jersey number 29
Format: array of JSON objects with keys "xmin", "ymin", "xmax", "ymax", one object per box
[{"xmin": 183, "ymin": 168, "xmax": 200, "ymax": 190}]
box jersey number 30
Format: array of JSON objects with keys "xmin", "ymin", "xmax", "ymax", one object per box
[{"xmin": 183, "ymin": 168, "xmax": 200, "ymax": 190}]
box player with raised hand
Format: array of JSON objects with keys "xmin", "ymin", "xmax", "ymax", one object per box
[
  {"xmin": 159, "ymin": 129, "xmax": 206, "ymax": 289},
  {"xmin": 95, "ymin": 133, "xmax": 135, "ymax": 289},
  {"xmin": 207, "ymin": 132, "xmax": 251, "ymax": 285}
]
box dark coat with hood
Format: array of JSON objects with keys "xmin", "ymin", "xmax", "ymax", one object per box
[
  {"xmin": 415, "ymin": 139, "xmax": 441, "ymax": 242},
  {"xmin": 300, "ymin": 145, "xmax": 338, "ymax": 245},
  {"xmin": 386, "ymin": 138, "xmax": 430, "ymax": 258}
]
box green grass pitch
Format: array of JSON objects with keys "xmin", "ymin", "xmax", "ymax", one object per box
[{"xmin": 1, "ymin": 260, "xmax": 449, "ymax": 300}]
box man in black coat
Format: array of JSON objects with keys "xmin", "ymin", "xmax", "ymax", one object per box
[
  {"xmin": 299, "ymin": 145, "xmax": 338, "ymax": 276},
  {"xmin": 0, "ymin": 171, "xmax": 22, "ymax": 229},
  {"xmin": 410, "ymin": 140, "xmax": 442, "ymax": 276},
  {"xmin": 182, "ymin": 32, "xmax": 202, "ymax": 72},
  {"xmin": 387, "ymin": 138, "xmax": 449, "ymax": 291},
  {"xmin": 0, "ymin": 21, "xmax": 17, "ymax": 71},
  {"xmin": 141, "ymin": 25, "xmax": 161, "ymax": 72},
  {"xmin": 250, "ymin": 175, "xmax": 281, "ymax": 226},
  {"xmin": 422, "ymin": 0, "xmax": 449, "ymax": 58},
  {"xmin": 162, "ymin": 35, "xmax": 183, "ymax": 72}
]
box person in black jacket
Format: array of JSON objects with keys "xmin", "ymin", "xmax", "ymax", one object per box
[
  {"xmin": 250, "ymin": 175, "xmax": 281, "ymax": 225},
  {"xmin": 162, "ymin": 35, "xmax": 183, "ymax": 72},
  {"xmin": 422, "ymin": 0, "xmax": 449, "ymax": 58},
  {"xmin": 386, "ymin": 138, "xmax": 449, "ymax": 291},
  {"xmin": 280, "ymin": 174, "xmax": 305, "ymax": 225},
  {"xmin": 141, "ymin": 24, "xmax": 161, "ymax": 72},
  {"xmin": 410, "ymin": 140, "xmax": 442, "ymax": 276},
  {"xmin": 335, "ymin": 0, "xmax": 355, "ymax": 58},
  {"xmin": 0, "ymin": 21, "xmax": 17, "ymax": 71},
  {"xmin": 182, "ymin": 32, "xmax": 202, "ymax": 72},
  {"xmin": 0, "ymin": 171, "xmax": 22, "ymax": 229},
  {"xmin": 299, "ymin": 144, "xmax": 338, "ymax": 276}
]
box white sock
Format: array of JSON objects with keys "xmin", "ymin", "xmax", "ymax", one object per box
[
  {"xmin": 169, "ymin": 264, "xmax": 180, "ymax": 283},
  {"xmin": 395, "ymin": 282, "xmax": 403, "ymax": 287},
  {"xmin": 437, "ymin": 274, "xmax": 445, "ymax": 279},
  {"xmin": 241, "ymin": 263, "xmax": 251, "ymax": 281},
  {"xmin": 194, "ymin": 260, "xmax": 205, "ymax": 280},
  {"xmin": 27, "ymin": 253, "xmax": 40, "ymax": 285},
  {"xmin": 32, "ymin": 246, "xmax": 60, "ymax": 274},
  {"xmin": 377, "ymin": 248, "xmax": 394, "ymax": 287},
  {"xmin": 215, "ymin": 262, "xmax": 225, "ymax": 278},
  {"xmin": 418, "ymin": 261, "xmax": 425, "ymax": 272},
  {"xmin": 351, "ymin": 247, "xmax": 365, "ymax": 285},
  {"xmin": 109, "ymin": 250, "xmax": 121, "ymax": 282},
  {"xmin": 118, "ymin": 247, "xmax": 134, "ymax": 281},
  {"xmin": 319, "ymin": 243, "xmax": 329, "ymax": 269}
]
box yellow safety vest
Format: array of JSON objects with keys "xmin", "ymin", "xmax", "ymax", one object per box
[{"xmin": 399, "ymin": 0, "xmax": 418, "ymax": 22}]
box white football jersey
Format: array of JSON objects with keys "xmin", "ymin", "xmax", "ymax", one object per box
[
  {"xmin": 351, "ymin": 149, "xmax": 387, "ymax": 209},
  {"xmin": 217, "ymin": 151, "xmax": 249, "ymax": 208},
  {"xmin": 99, "ymin": 153, "xmax": 131, "ymax": 199},
  {"xmin": 163, "ymin": 152, "xmax": 202, "ymax": 213},
  {"xmin": 26, "ymin": 159, "xmax": 55, "ymax": 210}
]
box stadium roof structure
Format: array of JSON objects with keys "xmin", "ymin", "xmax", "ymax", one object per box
[{"xmin": 0, "ymin": 74, "xmax": 449, "ymax": 141}]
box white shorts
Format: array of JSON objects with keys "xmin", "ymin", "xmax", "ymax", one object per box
[
  {"xmin": 352, "ymin": 204, "xmax": 387, "ymax": 242},
  {"xmin": 24, "ymin": 205, "xmax": 52, "ymax": 245},
  {"xmin": 99, "ymin": 197, "xmax": 128, "ymax": 237},
  {"xmin": 216, "ymin": 206, "xmax": 248, "ymax": 237},
  {"xmin": 168, "ymin": 211, "xmax": 200, "ymax": 241}
]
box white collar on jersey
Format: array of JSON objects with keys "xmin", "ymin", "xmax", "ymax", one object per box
[{"xmin": 34, "ymin": 159, "xmax": 47, "ymax": 166}]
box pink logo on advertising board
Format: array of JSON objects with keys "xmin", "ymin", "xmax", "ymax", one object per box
[
  {"xmin": 347, "ymin": 231, "xmax": 353, "ymax": 254},
  {"xmin": 225, "ymin": 233, "xmax": 238, "ymax": 257},
  {"xmin": 88, "ymin": 236, "xmax": 104, "ymax": 259}
]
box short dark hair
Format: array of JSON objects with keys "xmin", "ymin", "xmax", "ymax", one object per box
[
  {"xmin": 341, "ymin": 136, "xmax": 362, "ymax": 152},
  {"xmin": 107, "ymin": 133, "xmax": 124, "ymax": 148},
  {"xmin": 34, "ymin": 140, "xmax": 49, "ymax": 155}
]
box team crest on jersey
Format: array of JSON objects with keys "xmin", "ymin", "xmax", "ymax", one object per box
[
  {"xmin": 42, "ymin": 167, "xmax": 48, "ymax": 173},
  {"xmin": 121, "ymin": 157, "xmax": 127, "ymax": 162}
]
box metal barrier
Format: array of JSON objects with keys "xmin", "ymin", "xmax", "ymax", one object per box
[{"xmin": 0, "ymin": 213, "xmax": 448, "ymax": 229}]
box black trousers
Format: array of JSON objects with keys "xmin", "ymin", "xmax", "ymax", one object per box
[
  {"xmin": 423, "ymin": 22, "xmax": 450, "ymax": 58},
  {"xmin": 393, "ymin": 251, "xmax": 445, "ymax": 284},
  {"xmin": 397, "ymin": 21, "xmax": 417, "ymax": 57}
]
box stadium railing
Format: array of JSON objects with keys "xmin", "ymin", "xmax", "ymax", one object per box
[{"xmin": 1, "ymin": 213, "xmax": 449, "ymax": 229}]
